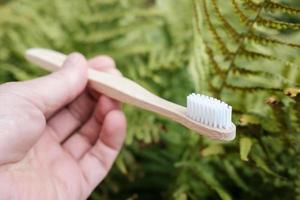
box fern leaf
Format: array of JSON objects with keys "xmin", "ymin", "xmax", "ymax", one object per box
[
  {"xmin": 231, "ymin": 0, "xmax": 254, "ymax": 26},
  {"xmin": 240, "ymin": 137, "xmax": 253, "ymax": 161},
  {"xmin": 256, "ymin": 16, "xmax": 300, "ymax": 30},
  {"xmin": 265, "ymin": 1, "xmax": 300, "ymax": 15},
  {"xmin": 266, "ymin": 96, "xmax": 287, "ymax": 131},
  {"xmin": 224, "ymin": 82, "xmax": 282, "ymax": 92},
  {"xmin": 246, "ymin": 33, "xmax": 300, "ymax": 48},
  {"xmin": 211, "ymin": 0, "xmax": 240, "ymax": 42},
  {"xmin": 203, "ymin": 0, "xmax": 232, "ymax": 57},
  {"xmin": 206, "ymin": 45, "xmax": 226, "ymax": 78},
  {"xmin": 242, "ymin": 0, "xmax": 260, "ymax": 11}
]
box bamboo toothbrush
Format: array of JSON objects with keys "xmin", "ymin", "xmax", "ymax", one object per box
[{"xmin": 25, "ymin": 48, "xmax": 236, "ymax": 141}]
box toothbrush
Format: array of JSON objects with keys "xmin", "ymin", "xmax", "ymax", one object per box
[{"xmin": 25, "ymin": 48, "xmax": 236, "ymax": 141}]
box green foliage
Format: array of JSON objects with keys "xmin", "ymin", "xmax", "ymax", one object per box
[
  {"xmin": 0, "ymin": 0, "xmax": 300, "ymax": 199},
  {"xmin": 193, "ymin": 0, "xmax": 300, "ymax": 199},
  {"xmin": 240, "ymin": 137, "xmax": 252, "ymax": 161}
]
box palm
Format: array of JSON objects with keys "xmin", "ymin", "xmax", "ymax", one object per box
[
  {"xmin": 15, "ymin": 133, "xmax": 86, "ymax": 200},
  {"xmin": 0, "ymin": 54, "xmax": 126, "ymax": 200}
]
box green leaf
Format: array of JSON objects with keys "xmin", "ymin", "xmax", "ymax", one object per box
[
  {"xmin": 252, "ymin": 155, "xmax": 278, "ymax": 176},
  {"xmin": 201, "ymin": 144, "xmax": 225, "ymax": 157},
  {"xmin": 175, "ymin": 193, "xmax": 188, "ymax": 200},
  {"xmin": 240, "ymin": 137, "xmax": 253, "ymax": 161},
  {"xmin": 224, "ymin": 160, "xmax": 250, "ymax": 191},
  {"xmin": 200, "ymin": 171, "xmax": 233, "ymax": 200},
  {"xmin": 115, "ymin": 156, "xmax": 128, "ymax": 175}
]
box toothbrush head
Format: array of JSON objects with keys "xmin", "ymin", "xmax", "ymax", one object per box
[{"xmin": 186, "ymin": 93, "xmax": 235, "ymax": 140}]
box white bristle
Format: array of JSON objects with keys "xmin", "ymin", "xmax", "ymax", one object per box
[{"xmin": 186, "ymin": 93, "xmax": 232, "ymax": 129}]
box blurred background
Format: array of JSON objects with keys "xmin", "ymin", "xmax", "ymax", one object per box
[{"xmin": 0, "ymin": 0, "xmax": 300, "ymax": 199}]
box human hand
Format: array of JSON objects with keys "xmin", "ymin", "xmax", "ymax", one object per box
[{"xmin": 0, "ymin": 53, "xmax": 126, "ymax": 200}]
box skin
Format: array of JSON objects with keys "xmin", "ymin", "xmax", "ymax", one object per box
[{"xmin": 0, "ymin": 53, "xmax": 127, "ymax": 200}]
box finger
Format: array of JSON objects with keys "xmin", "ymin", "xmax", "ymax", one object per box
[
  {"xmin": 46, "ymin": 92, "xmax": 96, "ymax": 143},
  {"xmin": 79, "ymin": 110, "xmax": 126, "ymax": 191},
  {"xmin": 7, "ymin": 53, "xmax": 89, "ymax": 118},
  {"xmin": 63, "ymin": 95, "xmax": 120, "ymax": 159},
  {"xmin": 61, "ymin": 55, "xmax": 121, "ymax": 157},
  {"xmin": 89, "ymin": 55, "xmax": 121, "ymax": 76},
  {"xmin": 45, "ymin": 55, "xmax": 120, "ymax": 143},
  {"xmin": 88, "ymin": 55, "xmax": 116, "ymax": 71},
  {"xmin": 94, "ymin": 95, "xmax": 121, "ymax": 124},
  {"xmin": 63, "ymin": 55, "xmax": 119, "ymax": 155},
  {"xmin": 87, "ymin": 56, "xmax": 122, "ymax": 99}
]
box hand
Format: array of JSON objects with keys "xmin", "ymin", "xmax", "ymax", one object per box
[{"xmin": 0, "ymin": 53, "xmax": 127, "ymax": 200}]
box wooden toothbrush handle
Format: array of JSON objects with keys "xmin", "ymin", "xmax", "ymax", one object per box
[{"xmin": 25, "ymin": 48, "xmax": 186, "ymax": 119}]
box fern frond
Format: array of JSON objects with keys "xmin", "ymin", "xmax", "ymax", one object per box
[
  {"xmin": 239, "ymin": 47, "xmax": 274, "ymax": 60},
  {"xmin": 211, "ymin": 0, "xmax": 240, "ymax": 42},
  {"xmin": 196, "ymin": 0, "xmax": 300, "ymax": 104},
  {"xmin": 232, "ymin": 64, "xmax": 295, "ymax": 85},
  {"xmin": 203, "ymin": 0, "xmax": 232, "ymax": 57},
  {"xmin": 193, "ymin": 0, "xmax": 202, "ymax": 34},
  {"xmin": 265, "ymin": 1, "xmax": 300, "ymax": 15},
  {"xmin": 243, "ymin": 0, "xmax": 300, "ymax": 16},
  {"xmin": 256, "ymin": 16, "xmax": 300, "ymax": 30},
  {"xmin": 231, "ymin": 65, "xmax": 262, "ymax": 76},
  {"xmin": 231, "ymin": 65, "xmax": 277, "ymax": 83},
  {"xmin": 231, "ymin": 0, "xmax": 254, "ymax": 26},
  {"xmin": 239, "ymin": 47, "xmax": 300, "ymax": 73},
  {"xmin": 205, "ymin": 45, "xmax": 226, "ymax": 78},
  {"xmin": 246, "ymin": 33, "xmax": 300, "ymax": 48},
  {"xmin": 208, "ymin": 80, "xmax": 221, "ymax": 95},
  {"xmin": 266, "ymin": 96, "xmax": 287, "ymax": 131},
  {"xmin": 242, "ymin": 0, "xmax": 260, "ymax": 11},
  {"xmin": 194, "ymin": 0, "xmax": 295, "ymax": 106},
  {"xmin": 238, "ymin": 47, "xmax": 299, "ymax": 70},
  {"xmin": 224, "ymin": 82, "xmax": 282, "ymax": 92}
]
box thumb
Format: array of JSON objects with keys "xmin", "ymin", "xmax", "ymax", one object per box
[
  {"xmin": 0, "ymin": 53, "xmax": 88, "ymax": 164},
  {"xmin": 11, "ymin": 53, "xmax": 89, "ymax": 118}
]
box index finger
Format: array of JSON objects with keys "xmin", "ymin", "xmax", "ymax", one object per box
[{"xmin": 88, "ymin": 56, "xmax": 122, "ymax": 99}]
